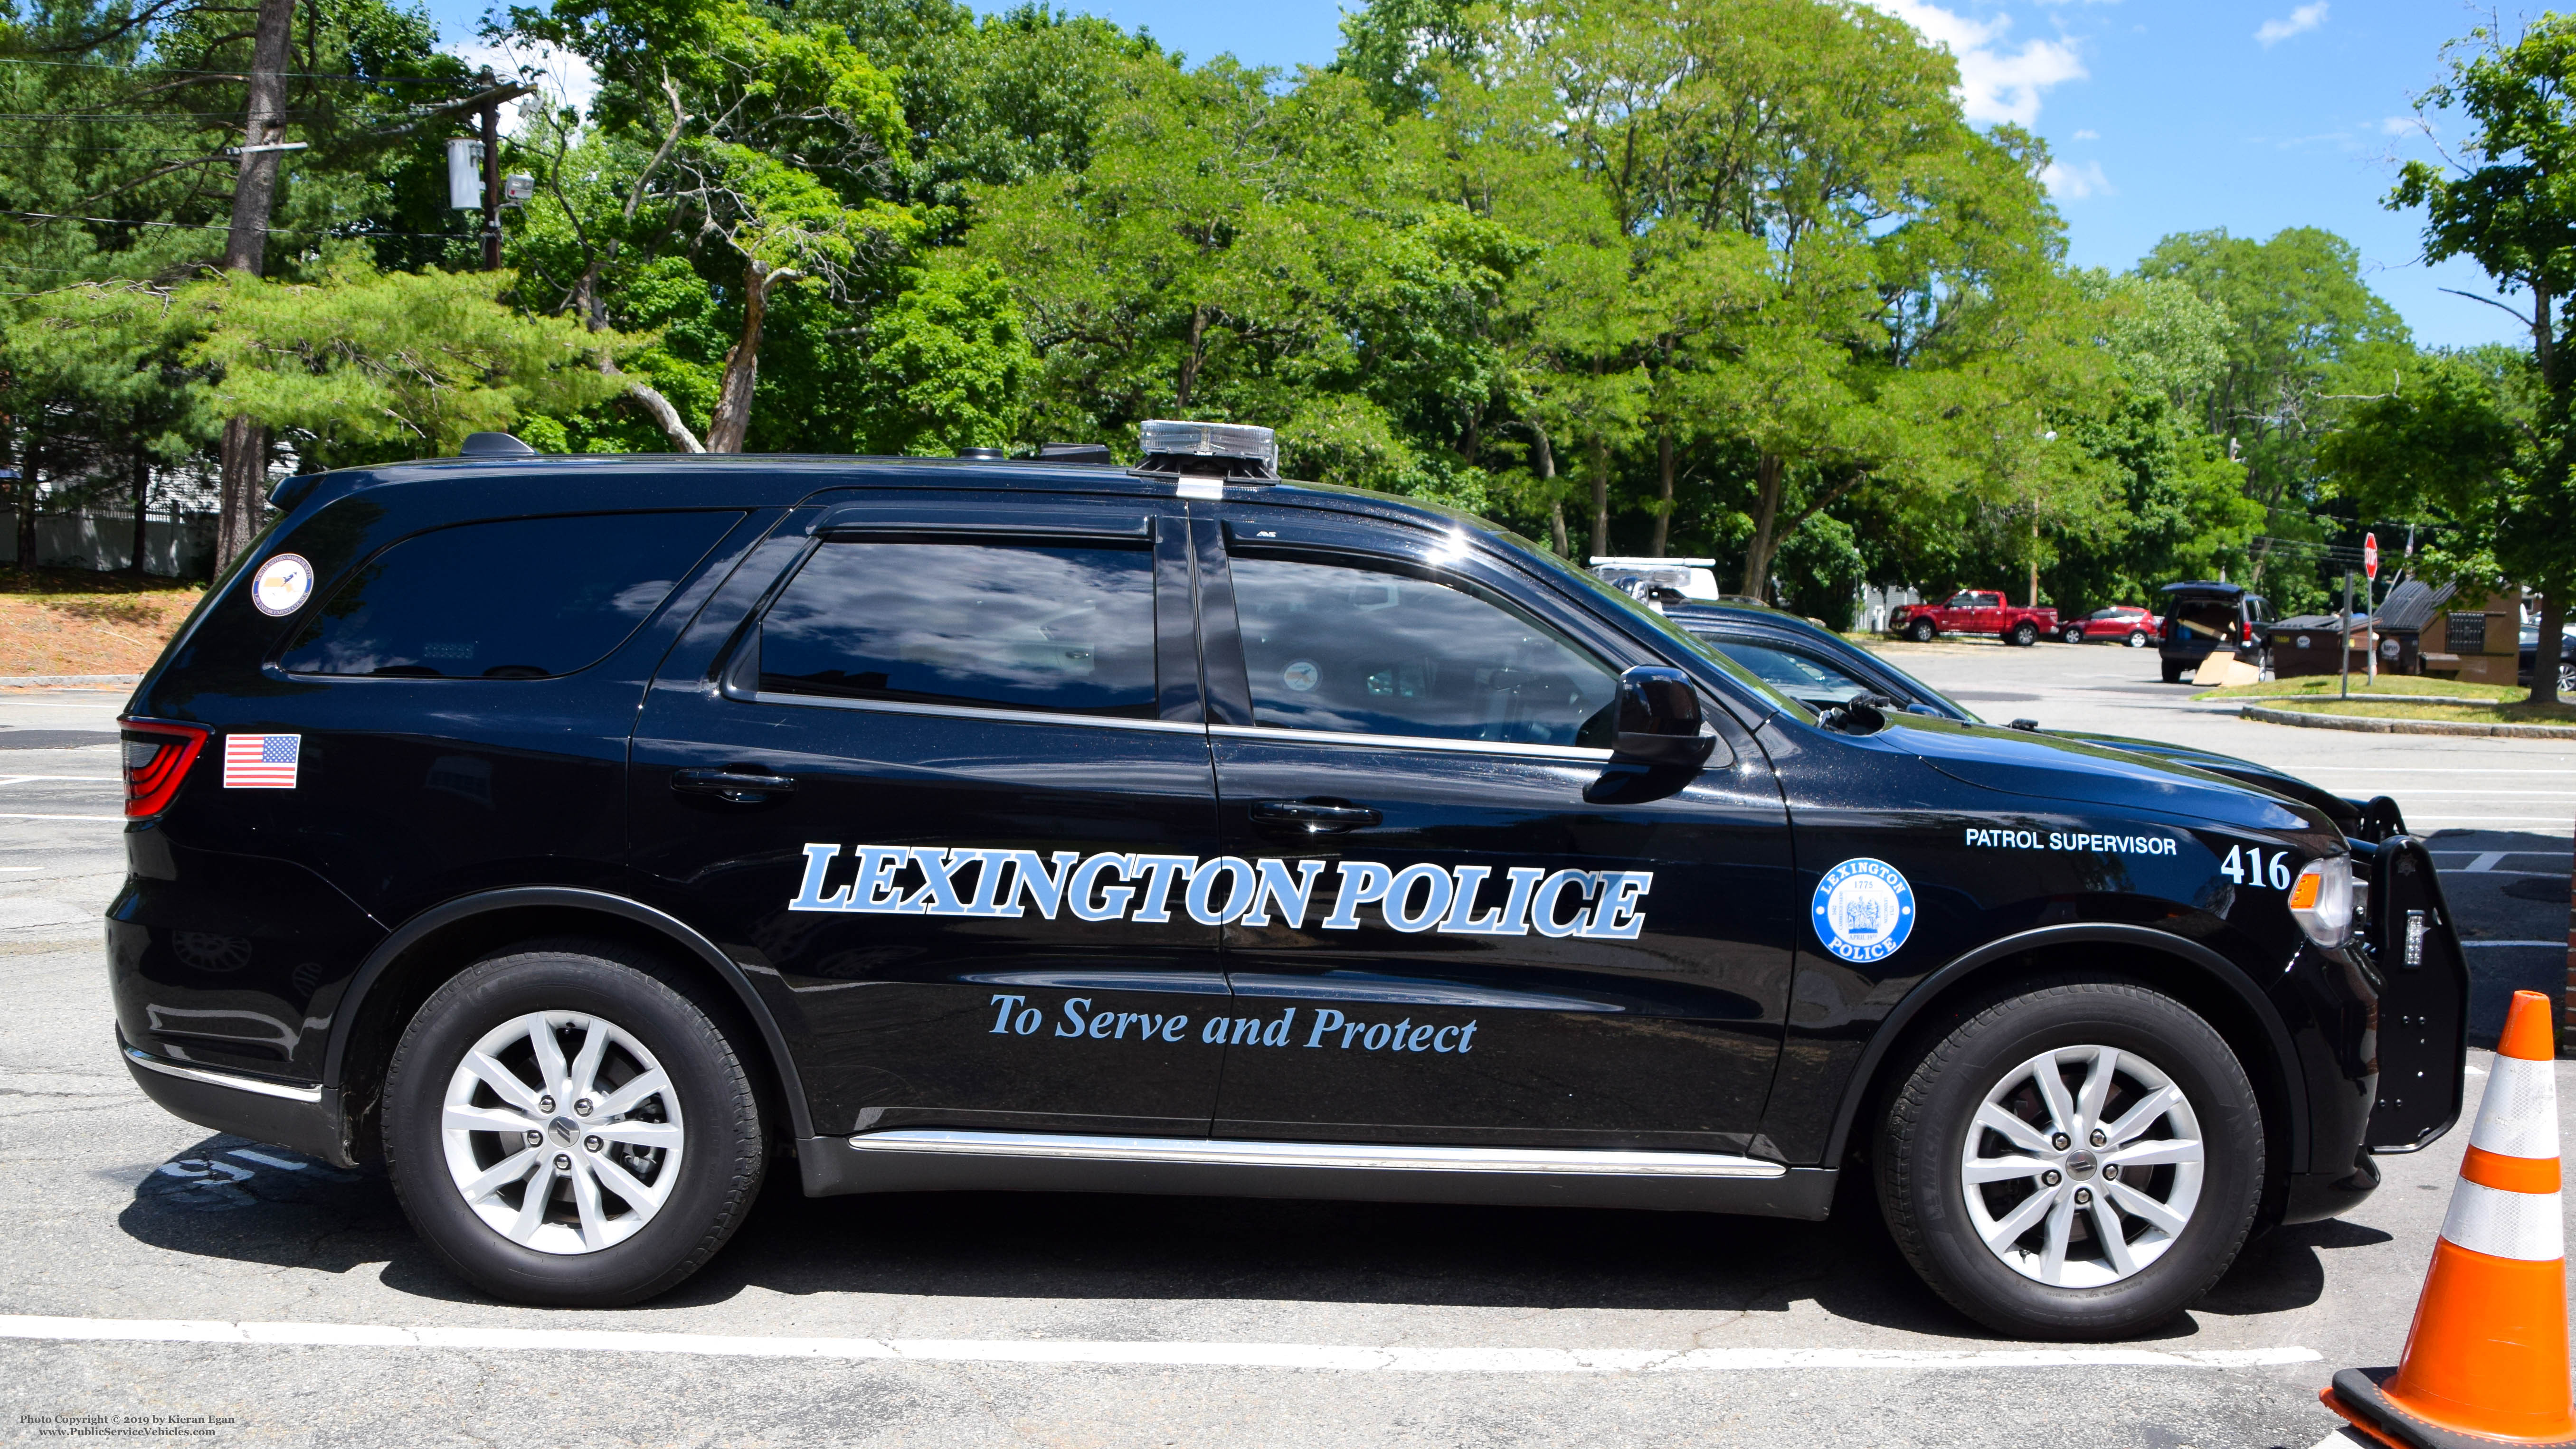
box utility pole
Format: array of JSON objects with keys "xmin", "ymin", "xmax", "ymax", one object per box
[
  {"xmin": 2341, "ymin": 571, "xmax": 2355, "ymax": 701},
  {"xmin": 213, "ymin": 0, "xmax": 300, "ymax": 575},
  {"xmin": 479, "ymin": 80, "xmax": 503, "ymax": 272}
]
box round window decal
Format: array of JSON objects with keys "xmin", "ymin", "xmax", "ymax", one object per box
[
  {"xmin": 250, "ymin": 553, "xmax": 314, "ymax": 617},
  {"xmin": 1281, "ymin": 660, "xmax": 1320, "ymax": 693}
]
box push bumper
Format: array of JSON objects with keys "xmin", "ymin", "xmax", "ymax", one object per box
[{"xmin": 118, "ymin": 1029, "xmax": 354, "ymax": 1167}]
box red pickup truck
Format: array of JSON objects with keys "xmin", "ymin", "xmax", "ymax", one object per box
[{"xmin": 1887, "ymin": 590, "xmax": 2062, "ymax": 646}]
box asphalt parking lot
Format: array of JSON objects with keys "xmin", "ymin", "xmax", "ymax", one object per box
[{"xmin": 0, "ymin": 674, "xmax": 2566, "ymax": 1448}]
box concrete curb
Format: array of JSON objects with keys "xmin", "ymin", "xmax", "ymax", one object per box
[
  {"xmin": 0, "ymin": 675, "xmax": 138, "ymax": 688},
  {"xmin": 2241, "ymin": 703, "xmax": 2576, "ymax": 739}
]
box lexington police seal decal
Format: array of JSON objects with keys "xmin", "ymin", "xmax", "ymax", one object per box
[{"xmin": 1814, "ymin": 857, "xmax": 1914, "ymax": 963}]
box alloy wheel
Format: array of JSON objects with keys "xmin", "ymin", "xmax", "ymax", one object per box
[
  {"xmin": 439, "ymin": 1010, "xmax": 686, "ymax": 1255},
  {"xmin": 1959, "ymin": 1044, "xmax": 2204, "ymax": 1288}
]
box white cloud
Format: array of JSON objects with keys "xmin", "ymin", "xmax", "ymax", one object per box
[
  {"xmin": 2255, "ymin": 3, "xmax": 2327, "ymax": 48},
  {"xmin": 441, "ymin": 38, "xmax": 599, "ymax": 135},
  {"xmin": 1867, "ymin": 0, "xmax": 2088, "ymax": 128},
  {"xmin": 2072, "ymin": 128, "xmax": 2100, "ymax": 140},
  {"xmin": 2040, "ymin": 158, "xmax": 2113, "ymax": 199},
  {"xmin": 2380, "ymin": 114, "xmax": 2428, "ymax": 137}
]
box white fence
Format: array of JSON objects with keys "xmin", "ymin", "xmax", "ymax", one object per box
[{"xmin": 0, "ymin": 511, "xmax": 217, "ymax": 578}]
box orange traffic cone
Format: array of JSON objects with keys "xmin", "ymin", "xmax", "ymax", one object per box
[{"xmin": 2323, "ymin": 988, "xmax": 2572, "ymax": 1449}]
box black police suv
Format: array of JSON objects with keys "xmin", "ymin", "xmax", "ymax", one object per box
[{"xmin": 111, "ymin": 422, "xmax": 2465, "ymax": 1339}]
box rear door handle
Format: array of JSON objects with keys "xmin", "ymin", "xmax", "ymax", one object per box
[
  {"xmin": 1247, "ymin": 799, "xmax": 1382, "ymax": 834},
  {"xmin": 671, "ymin": 767, "xmax": 798, "ymax": 803}
]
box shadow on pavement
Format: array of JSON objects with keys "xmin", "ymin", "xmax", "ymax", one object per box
[
  {"xmin": 113, "ymin": 1146, "xmax": 2386, "ymax": 1338},
  {"xmin": 2195, "ymin": 1217, "xmax": 2393, "ymax": 1317}
]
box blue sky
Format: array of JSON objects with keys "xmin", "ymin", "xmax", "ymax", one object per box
[{"xmin": 431, "ymin": 0, "xmax": 2525, "ymax": 350}]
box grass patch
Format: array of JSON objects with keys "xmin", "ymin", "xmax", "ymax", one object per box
[
  {"xmin": 2268, "ymin": 697, "xmax": 2576, "ymax": 726},
  {"xmin": 2200, "ymin": 673, "xmax": 2525, "ymax": 702},
  {"xmin": 0, "ymin": 568, "xmax": 204, "ymax": 676}
]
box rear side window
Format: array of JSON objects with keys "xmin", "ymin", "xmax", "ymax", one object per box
[
  {"xmin": 755, "ymin": 539, "xmax": 1158, "ymax": 717},
  {"xmin": 278, "ymin": 512, "xmax": 738, "ymax": 679}
]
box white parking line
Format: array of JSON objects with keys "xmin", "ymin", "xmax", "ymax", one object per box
[
  {"xmin": 0, "ymin": 1316, "xmax": 2320, "ymax": 1372},
  {"xmin": 0, "ymin": 813, "xmax": 124, "ymax": 822}
]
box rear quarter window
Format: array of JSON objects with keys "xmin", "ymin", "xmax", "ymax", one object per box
[{"xmin": 277, "ymin": 511, "xmax": 739, "ymax": 678}]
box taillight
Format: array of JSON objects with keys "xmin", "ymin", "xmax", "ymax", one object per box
[{"xmin": 120, "ymin": 719, "xmax": 208, "ymax": 819}]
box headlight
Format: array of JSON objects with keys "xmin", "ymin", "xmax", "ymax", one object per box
[{"xmin": 2289, "ymin": 855, "xmax": 2356, "ymax": 947}]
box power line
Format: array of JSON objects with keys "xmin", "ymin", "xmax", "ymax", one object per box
[
  {"xmin": 4, "ymin": 210, "xmax": 493, "ymax": 243},
  {"xmin": 0, "ymin": 110, "xmax": 329, "ymax": 120},
  {"xmin": 0, "ymin": 55, "xmax": 483, "ymax": 85},
  {"xmin": 0, "ymin": 142, "xmax": 227, "ymax": 151}
]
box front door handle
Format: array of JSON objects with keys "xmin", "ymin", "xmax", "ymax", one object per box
[
  {"xmin": 1248, "ymin": 798, "xmax": 1382, "ymax": 834},
  {"xmin": 671, "ymin": 766, "xmax": 798, "ymax": 804}
]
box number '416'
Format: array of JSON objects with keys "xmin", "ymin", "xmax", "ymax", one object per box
[{"xmin": 2221, "ymin": 845, "xmax": 2292, "ymax": 890}]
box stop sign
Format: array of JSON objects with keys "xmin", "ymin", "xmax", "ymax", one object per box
[{"xmin": 2364, "ymin": 532, "xmax": 2379, "ymax": 580}]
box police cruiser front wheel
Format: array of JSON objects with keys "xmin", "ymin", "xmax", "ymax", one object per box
[
  {"xmin": 383, "ymin": 943, "xmax": 767, "ymax": 1306},
  {"xmin": 1875, "ymin": 979, "xmax": 2263, "ymax": 1339}
]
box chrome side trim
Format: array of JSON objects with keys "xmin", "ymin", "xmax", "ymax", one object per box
[
  {"xmin": 748, "ymin": 692, "xmax": 1208, "ymax": 736},
  {"xmin": 844, "ymin": 1129, "xmax": 1785, "ymax": 1179},
  {"xmin": 123, "ymin": 1047, "xmax": 324, "ymax": 1104},
  {"xmin": 1207, "ymin": 724, "xmax": 1612, "ymax": 764}
]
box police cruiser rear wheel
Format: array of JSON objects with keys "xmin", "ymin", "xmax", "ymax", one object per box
[
  {"xmin": 1875, "ymin": 979, "xmax": 2262, "ymax": 1339},
  {"xmin": 384, "ymin": 943, "xmax": 766, "ymax": 1306}
]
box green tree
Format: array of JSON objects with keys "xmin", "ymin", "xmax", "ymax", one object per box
[
  {"xmin": 2136, "ymin": 226, "xmax": 2414, "ymax": 611},
  {"xmin": 2388, "ymin": 15, "xmax": 2576, "ymax": 702},
  {"xmin": 16, "ymin": 267, "xmax": 634, "ymax": 470},
  {"xmin": 514, "ymin": 0, "xmax": 919, "ymax": 449}
]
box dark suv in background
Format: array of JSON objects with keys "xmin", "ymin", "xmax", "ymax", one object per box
[{"xmin": 2157, "ymin": 583, "xmax": 2269, "ymax": 683}]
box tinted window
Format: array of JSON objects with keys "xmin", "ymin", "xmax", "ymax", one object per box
[
  {"xmin": 1230, "ymin": 554, "xmax": 1616, "ymax": 746},
  {"xmin": 758, "ymin": 540, "xmax": 1156, "ymax": 717},
  {"xmin": 279, "ymin": 512, "xmax": 737, "ymax": 678}
]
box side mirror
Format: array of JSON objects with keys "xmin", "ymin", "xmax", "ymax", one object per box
[{"xmin": 1610, "ymin": 666, "xmax": 1717, "ymax": 766}]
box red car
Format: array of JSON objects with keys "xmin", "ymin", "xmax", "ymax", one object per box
[
  {"xmin": 1885, "ymin": 590, "xmax": 2062, "ymax": 646},
  {"xmin": 2056, "ymin": 605, "xmax": 2161, "ymax": 648}
]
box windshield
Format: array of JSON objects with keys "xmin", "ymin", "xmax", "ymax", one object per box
[
  {"xmin": 1832, "ymin": 641, "xmax": 1982, "ymax": 722},
  {"xmin": 1703, "ymin": 640, "xmax": 1878, "ymax": 710},
  {"xmin": 1518, "ymin": 551, "xmax": 1815, "ymax": 718}
]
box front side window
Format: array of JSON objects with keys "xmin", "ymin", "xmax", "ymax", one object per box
[
  {"xmin": 756, "ymin": 539, "xmax": 1157, "ymax": 717},
  {"xmin": 1229, "ymin": 554, "xmax": 1617, "ymax": 746},
  {"xmin": 279, "ymin": 512, "xmax": 738, "ymax": 679}
]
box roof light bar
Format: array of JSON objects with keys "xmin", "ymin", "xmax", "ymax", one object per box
[{"xmin": 1137, "ymin": 420, "xmax": 1278, "ymax": 482}]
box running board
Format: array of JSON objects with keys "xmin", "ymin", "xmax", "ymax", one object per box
[{"xmin": 799, "ymin": 1129, "xmax": 1836, "ymax": 1220}]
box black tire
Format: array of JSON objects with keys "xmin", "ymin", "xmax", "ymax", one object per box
[
  {"xmin": 1875, "ymin": 979, "xmax": 2263, "ymax": 1340},
  {"xmin": 383, "ymin": 941, "xmax": 767, "ymax": 1307},
  {"xmin": 1908, "ymin": 619, "xmax": 1937, "ymax": 642},
  {"xmin": 2126, "ymin": 630, "xmax": 2147, "ymax": 649},
  {"xmin": 2560, "ymin": 660, "xmax": 2575, "ymax": 695},
  {"xmin": 2009, "ymin": 621, "xmax": 2039, "ymax": 648},
  {"xmin": 2160, "ymin": 659, "xmax": 2185, "ymax": 683},
  {"xmin": 2060, "ymin": 626, "xmax": 2085, "ymax": 645}
]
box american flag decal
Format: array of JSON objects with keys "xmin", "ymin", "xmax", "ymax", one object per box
[{"xmin": 223, "ymin": 734, "xmax": 301, "ymax": 789}]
